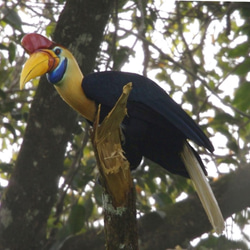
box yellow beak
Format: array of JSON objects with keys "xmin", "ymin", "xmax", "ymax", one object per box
[{"xmin": 20, "ymin": 49, "xmax": 59, "ymax": 90}]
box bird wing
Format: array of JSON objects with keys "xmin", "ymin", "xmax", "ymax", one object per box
[{"xmin": 82, "ymin": 71, "xmax": 214, "ymax": 152}]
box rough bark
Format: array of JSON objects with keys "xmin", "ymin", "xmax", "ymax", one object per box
[
  {"xmin": 0, "ymin": 1, "xmax": 115, "ymax": 249},
  {"xmin": 59, "ymin": 166, "xmax": 250, "ymax": 249}
]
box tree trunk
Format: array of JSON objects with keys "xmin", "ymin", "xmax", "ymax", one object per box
[{"xmin": 0, "ymin": 1, "xmax": 115, "ymax": 249}]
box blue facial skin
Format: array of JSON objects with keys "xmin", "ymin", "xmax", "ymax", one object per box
[{"xmin": 47, "ymin": 56, "xmax": 68, "ymax": 84}]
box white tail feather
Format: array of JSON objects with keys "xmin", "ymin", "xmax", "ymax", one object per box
[{"xmin": 181, "ymin": 142, "xmax": 224, "ymax": 234}]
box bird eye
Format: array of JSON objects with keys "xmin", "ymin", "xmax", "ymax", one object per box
[{"xmin": 54, "ymin": 47, "xmax": 61, "ymax": 55}]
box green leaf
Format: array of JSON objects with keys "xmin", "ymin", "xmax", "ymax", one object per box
[
  {"xmin": 93, "ymin": 185, "xmax": 103, "ymax": 206},
  {"xmin": 228, "ymin": 42, "xmax": 249, "ymax": 58},
  {"xmin": 0, "ymin": 89, "xmax": 6, "ymax": 99},
  {"xmin": 234, "ymin": 58, "xmax": 250, "ymax": 76},
  {"xmin": 84, "ymin": 197, "xmax": 94, "ymax": 221},
  {"xmin": 196, "ymin": 235, "xmax": 248, "ymax": 250},
  {"xmin": 8, "ymin": 43, "xmax": 16, "ymax": 64},
  {"xmin": 0, "ymin": 44, "xmax": 9, "ymax": 51},
  {"xmin": 0, "ymin": 163, "xmax": 13, "ymax": 174},
  {"xmin": 227, "ymin": 140, "xmax": 239, "ymax": 154},
  {"xmin": 3, "ymin": 122, "xmax": 17, "ymax": 141},
  {"xmin": 45, "ymin": 22, "xmax": 56, "ymax": 37},
  {"xmin": 213, "ymin": 112, "xmax": 237, "ymax": 125},
  {"xmin": 154, "ymin": 191, "xmax": 174, "ymax": 208},
  {"xmin": 0, "ymin": 101, "xmax": 15, "ymax": 113},
  {"xmin": 145, "ymin": 177, "xmax": 157, "ymax": 193},
  {"xmin": 113, "ymin": 46, "xmax": 132, "ymax": 70},
  {"xmin": 2, "ymin": 7, "xmax": 23, "ymax": 31},
  {"xmin": 233, "ymin": 82, "xmax": 250, "ymax": 111},
  {"xmin": 68, "ymin": 204, "xmax": 85, "ymax": 234}
]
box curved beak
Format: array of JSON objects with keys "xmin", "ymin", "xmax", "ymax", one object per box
[{"xmin": 20, "ymin": 49, "xmax": 59, "ymax": 90}]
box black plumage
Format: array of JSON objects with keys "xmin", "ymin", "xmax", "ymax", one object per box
[{"xmin": 82, "ymin": 71, "xmax": 213, "ymax": 177}]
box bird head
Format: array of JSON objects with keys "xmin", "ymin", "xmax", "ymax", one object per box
[
  {"xmin": 20, "ymin": 33, "xmax": 81, "ymax": 89},
  {"xmin": 20, "ymin": 33, "xmax": 96, "ymax": 121}
]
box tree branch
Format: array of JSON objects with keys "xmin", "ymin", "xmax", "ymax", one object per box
[{"xmin": 59, "ymin": 166, "xmax": 250, "ymax": 249}]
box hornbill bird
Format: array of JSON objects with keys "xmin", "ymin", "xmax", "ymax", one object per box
[{"xmin": 20, "ymin": 33, "xmax": 224, "ymax": 234}]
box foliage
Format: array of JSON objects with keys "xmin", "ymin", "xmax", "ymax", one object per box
[{"xmin": 1, "ymin": 0, "xmax": 250, "ymax": 248}]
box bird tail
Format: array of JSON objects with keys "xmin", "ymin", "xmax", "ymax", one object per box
[{"xmin": 181, "ymin": 142, "xmax": 224, "ymax": 234}]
